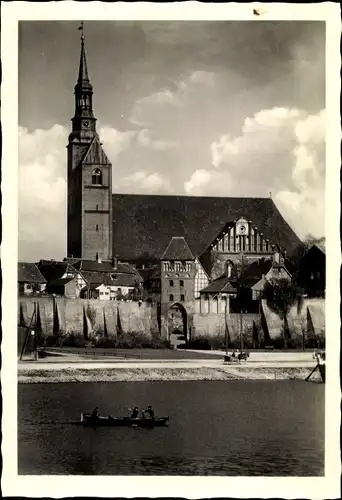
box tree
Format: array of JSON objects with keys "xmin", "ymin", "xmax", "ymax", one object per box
[
  {"xmin": 262, "ymin": 278, "xmax": 303, "ymax": 347},
  {"xmin": 262, "ymin": 278, "xmax": 302, "ymax": 320},
  {"xmin": 303, "ymin": 234, "xmax": 325, "ymax": 250}
]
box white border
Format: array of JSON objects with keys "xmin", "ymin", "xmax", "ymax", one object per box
[{"xmin": 2, "ymin": 2, "xmax": 341, "ymax": 498}]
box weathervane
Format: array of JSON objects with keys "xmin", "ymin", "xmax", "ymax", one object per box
[{"xmin": 78, "ymin": 21, "xmax": 84, "ymax": 41}]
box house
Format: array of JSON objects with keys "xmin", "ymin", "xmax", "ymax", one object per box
[
  {"xmin": 137, "ymin": 265, "xmax": 161, "ymax": 303},
  {"xmin": 296, "ymin": 243, "xmax": 325, "ymax": 298},
  {"xmin": 200, "ymin": 253, "xmax": 292, "ymax": 313},
  {"xmin": 65, "ymin": 258, "xmax": 142, "ymax": 300},
  {"xmin": 18, "ymin": 262, "xmax": 47, "ymax": 295},
  {"xmin": 37, "ymin": 260, "xmax": 86, "ymax": 298},
  {"xmin": 46, "ymin": 276, "xmax": 82, "ymax": 299}
]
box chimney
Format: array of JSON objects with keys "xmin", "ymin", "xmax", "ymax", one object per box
[{"xmin": 112, "ymin": 257, "xmax": 118, "ymax": 269}]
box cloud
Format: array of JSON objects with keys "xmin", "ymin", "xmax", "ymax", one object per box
[
  {"xmin": 118, "ymin": 171, "xmax": 173, "ymax": 194},
  {"xmin": 99, "ymin": 126, "xmax": 136, "ymax": 158},
  {"xmin": 136, "ymin": 128, "xmax": 176, "ymax": 151},
  {"xmin": 130, "ymin": 70, "xmax": 216, "ymax": 127},
  {"xmin": 184, "ymin": 169, "xmax": 214, "ymax": 194},
  {"xmin": 18, "ymin": 125, "xmax": 68, "ymax": 261},
  {"xmin": 184, "ymin": 107, "xmax": 325, "ymax": 239},
  {"xmin": 18, "ymin": 124, "xmax": 139, "ymax": 261}
]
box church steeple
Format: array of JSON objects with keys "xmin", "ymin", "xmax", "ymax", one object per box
[
  {"xmin": 67, "ymin": 22, "xmax": 113, "ymax": 263},
  {"xmin": 69, "ymin": 22, "xmax": 98, "ymax": 143},
  {"xmin": 78, "ymin": 25, "xmax": 89, "ymax": 83}
]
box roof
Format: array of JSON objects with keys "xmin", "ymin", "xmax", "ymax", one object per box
[
  {"xmin": 313, "ymin": 243, "xmax": 326, "ymax": 255},
  {"xmin": 80, "ymin": 270, "xmax": 115, "ymax": 287},
  {"xmin": 161, "ymin": 237, "xmax": 194, "ymax": 261},
  {"xmin": 48, "ymin": 277, "xmax": 75, "ymax": 287},
  {"xmin": 200, "ymin": 275, "xmax": 237, "ymax": 294},
  {"xmin": 70, "ymin": 259, "xmax": 116, "ymax": 273},
  {"xmin": 37, "ymin": 260, "xmax": 79, "ymax": 282},
  {"xmin": 79, "ymin": 269, "xmax": 139, "ymax": 288},
  {"xmin": 239, "ymin": 259, "xmax": 273, "ymax": 283},
  {"xmin": 65, "ymin": 258, "xmax": 137, "ymax": 275},
  {"xmin": 113, "ymin": 273, "xmax": 137, "ymax": 287},
  {"xmin": 18, "ymin": 262, "xmax": 47, "ymax": 284},
  {"xmin": 112, "ymin": 194, "xmax": 302, "ymax": 262},
  {"xmin": 138, "ymin": 265, "xmax": 161, "ymax": 282}
]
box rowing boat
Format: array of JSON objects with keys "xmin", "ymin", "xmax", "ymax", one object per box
[{"xmin": 80, "ymin": 413, "xmax": 169, "ymax": 427}]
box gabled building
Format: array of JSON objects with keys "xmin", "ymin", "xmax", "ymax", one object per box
[
  {"xmin": 37, "ymin": 259, "xmax": 86, "ymax": 298},
  {"xmin": 296, "ymin": 243, "xmax": 325, "ymax": 298},
  {"xmin": 200, "ymin": 252, "xmax": 292, "ymax": 313},
  {"xmin": 61, "ymin": 29, "xmax": 304, "ymax": 336},
  {"xmin": 66, "ymin": 32, "xmax": 302, "ymax": 276},
  {"xmin": 18, "ymin": 262, "xmax": 47, "ymax": 296},
  {"xmin": 64, "ymin": 258, "xmax": 142, "ymax": 300}
]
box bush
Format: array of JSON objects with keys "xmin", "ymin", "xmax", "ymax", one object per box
[
  {"xmin": 62, "ymin": 331, "xmax": 86, "ymax": 348},
  {"xmin": 94, "ymin": 331, "xmax": 172, "ymax": 350}
]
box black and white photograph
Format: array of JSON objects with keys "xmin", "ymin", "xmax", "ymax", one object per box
[{"xmin": 1, "ymin": 2, "xmax": 340, "ymax": 498}]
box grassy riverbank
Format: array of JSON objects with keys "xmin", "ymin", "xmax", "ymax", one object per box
[{"xmin": 18, "ymin": 365, "xmax": 322, "ymax": 383}]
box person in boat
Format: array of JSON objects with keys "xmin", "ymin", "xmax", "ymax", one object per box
[
  {"xmin": 91, "ymin": 406, "xmax": 100, "ymax": 418},
  {"xmin": 145, "ymin": 405, "xmax": 155, "ymax": 419},
  {"xmin": 130, "ymin": 406, "xmax": 140, "ymax": 419}
]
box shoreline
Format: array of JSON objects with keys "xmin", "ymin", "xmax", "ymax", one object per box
[{"xmin": 18, "ymin": 365, "xmax": 323, "ymax": 383}]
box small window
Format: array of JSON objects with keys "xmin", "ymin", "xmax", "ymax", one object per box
[
  {"xmin": 181, "ymin": 294, "xmax": 185, "ymax": 302},
  {"xmin": 92, "ymin": 168, "xmax": 102, "ymax": 185},
  {"xmin": 96, "ymin": 204, "xmax": 99, "ymax": 211},
  {"xmin": 96, "ymin": 224, "xmax": 99, "ymax": 232},
  {"xmin": 169, "ymin": 280, "xmax": 174, "ymax": 287},
  {"xmin": 180, "ymin": 280, "xmax": 184, "ymax": 287},
  {"xmin": 169, "ymin": 294, "xmax": 174, "ymax": 302}
]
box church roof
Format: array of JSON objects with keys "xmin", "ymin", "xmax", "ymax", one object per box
[
  {"xmin": 161, "ymin": 237, "xmax": 195, "ymax": 261},
  {"xmin": 112, "ymin": 194, "xmax": 302, "ymax": 262}
]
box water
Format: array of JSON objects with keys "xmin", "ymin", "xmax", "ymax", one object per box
[{"xmin": 18, "ymin": 380, "xmax": 324, "ymax": 476}]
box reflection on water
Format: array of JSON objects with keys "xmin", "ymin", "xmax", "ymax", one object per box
[{"xmin": 18, "ymin": 380, "xmax": 324, "ymax": 476}]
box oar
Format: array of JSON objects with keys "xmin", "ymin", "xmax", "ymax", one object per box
[{"xmin": 305, "ymin": 364, "xmax": 318, "ymax": 382}]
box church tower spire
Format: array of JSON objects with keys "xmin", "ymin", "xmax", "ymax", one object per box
[
  {"xmin": 67, "ymin": 22, "xmax": 113, "ymax": 262},
  {"xmin": 69, "ymin": 22, "xmax": 98, "ymax": 143}
]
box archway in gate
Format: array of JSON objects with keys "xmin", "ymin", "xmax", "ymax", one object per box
[{"xmin": 168, "ymin": 302, "xmax": 188, "ymax": 347}]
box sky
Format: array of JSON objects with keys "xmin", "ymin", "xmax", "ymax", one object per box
[{"xmin": 18, "ymin": 21, "xmax": 326, "ymax": 262}]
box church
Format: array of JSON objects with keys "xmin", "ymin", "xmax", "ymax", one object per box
[{"xmin": 66, "ymin": 30, "xmax": 302, "ymax": 338}]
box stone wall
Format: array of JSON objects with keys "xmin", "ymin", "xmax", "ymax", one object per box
[
  {"xmin": 193, "ymin": 312, "xmax": 260, "ymax": 340},
  {"xmin": 18, "ymin": 296, "xmax": 158, "ymax": 339}
]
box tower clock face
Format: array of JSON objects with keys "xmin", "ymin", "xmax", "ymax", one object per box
[
  {"xmin": 240, "ymin": 225, "xmax": 246, "ymax": 234},
  {"xmin": 83, "ymin": 121, "xmax": 90, "ymax": 128}
]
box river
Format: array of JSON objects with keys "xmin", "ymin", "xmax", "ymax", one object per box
[{"xmin": 18, "ymin": 380, "xmax": 324, "ymax": 475}]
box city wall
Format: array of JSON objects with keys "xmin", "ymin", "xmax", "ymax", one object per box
[
  {"xmin": 18, "ymin": 296, "xmax": 325, "ymax": 344},
  {"xmin": 18, "ymin": 296, "xmax": 159, "ymax": 338}
]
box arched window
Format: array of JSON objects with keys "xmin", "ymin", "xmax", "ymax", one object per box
[
  {"xmin": 92, "ymin": 168, "xmax": 102, "ymax": 185},
  {"xmin": 96, "ymin": 225, "xmax": 99, "ymax": 232},
  {"xmin": 169, "ymin": 294, "xmax": 174, "ymax": 302}
]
